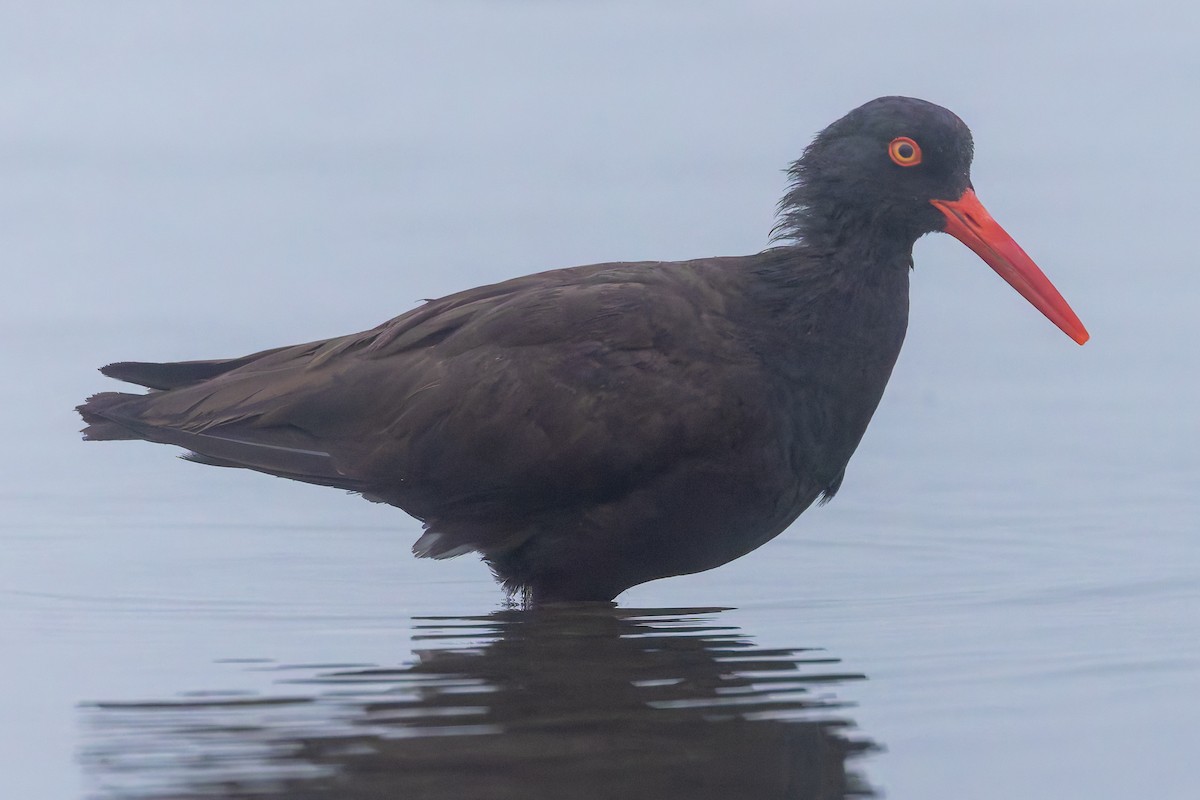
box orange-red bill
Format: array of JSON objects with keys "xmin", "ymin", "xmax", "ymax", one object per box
[{"xmin": 931, "ymin": 189, "xmax": 1089, "ymax": 345}]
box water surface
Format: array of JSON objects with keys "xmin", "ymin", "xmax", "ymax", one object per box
[
  {"xmin": 2, "ymin": 2, "xmax": 1198, "ymax": 798},
  {"xmin": 83, "ymin": 608, "xmax": 876, "ymax": 799}
]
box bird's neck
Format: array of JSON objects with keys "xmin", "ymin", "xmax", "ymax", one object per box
[
  {"xmin": 775, "ymin": 196, "xmax": 920, "ymax": 265},
  {"xmin": 743, "ymin": 239, "xmax": 911, "ymax": 401},
  {"xmin": 741, "ymin": 241, "xmax": 911, "ymax": 495},
  {"xmin": 746, "ymin": 237, "xmax": 913, "ymax": 317}
]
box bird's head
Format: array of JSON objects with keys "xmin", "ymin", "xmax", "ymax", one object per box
[{"xmin": 776, "ymin": 96, "xmax": 1088, "ymax": 344}]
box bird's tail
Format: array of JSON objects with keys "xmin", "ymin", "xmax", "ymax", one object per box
[
  {"xmin": 77, "ymin": 349, "xmax": 292, "ymax": 440},
  {"xmin": 77, "ymin": 391, "xmax": 144, "ymax": 441}
]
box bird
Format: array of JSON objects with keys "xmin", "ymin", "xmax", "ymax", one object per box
[{"xmin": 78, "ymin": 97, "xmax": 1089, "ymax": 604}]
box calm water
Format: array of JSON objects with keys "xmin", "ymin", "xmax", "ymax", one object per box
[
  {"xmin": 3, "ymin": 2, "xmax": 1199, "ymax": 798},
  {"xmin": 81, "ymin": 608, "xmax": 878, "ymax": 799}
]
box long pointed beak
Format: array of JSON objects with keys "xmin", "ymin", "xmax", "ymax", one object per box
[{"xmin": 931, "ymin": 189, "xmax": 1089, "ymax": 345}]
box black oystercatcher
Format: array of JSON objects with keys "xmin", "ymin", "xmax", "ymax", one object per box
[{"xmin": 78, "ymin": 97, "xmax": 1088, "ymax": 602}]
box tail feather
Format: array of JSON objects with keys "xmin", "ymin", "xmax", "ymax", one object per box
[
  {"xmin": 77, "ymin": 392, "xmax": 144, "ymax": 441},
  {"xmin": 100, "ymin": 347, "xmax": 291, "ymax": 391},
  {"xmin": 77, "ymin": 381, "xmax": 362, "ymax": 492},
  {"xmin": 180, "ymin": 450, "xmax": 364, "ymax": 491},
  {"xmin": 78, "ymin": 339, "xmax": 371, "ymax": 493}
]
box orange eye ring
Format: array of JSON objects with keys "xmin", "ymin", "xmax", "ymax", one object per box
[{"xmin": 888, "ymin": 136, "xmax": 922, "ymax": 167}]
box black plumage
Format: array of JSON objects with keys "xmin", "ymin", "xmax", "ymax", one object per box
[{"xmin": 78, "ymin": 97, "xmax": 1087, "ymax": 602}]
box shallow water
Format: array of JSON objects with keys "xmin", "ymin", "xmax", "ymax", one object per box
[
  {"xmin": 3, "ymin": 2, "xmax": 1199, "ymax": 798},
  {"xmin": 81, "ymin": 608, "xmax": 878, "ymax": 799}
]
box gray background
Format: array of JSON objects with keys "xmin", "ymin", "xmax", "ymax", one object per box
[{"xmin": 2, "ymin": 1, "xmax": 1197, "ymax": 797}]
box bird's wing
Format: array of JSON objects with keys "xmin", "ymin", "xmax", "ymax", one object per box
[{"xmin": 82, "ymin": 260, "xmax": 768, "ymax": 544}]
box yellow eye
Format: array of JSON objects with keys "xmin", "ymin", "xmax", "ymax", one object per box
[{"xmin": 888, "ymin": 136, "xmax": 922, "ymax": 167}]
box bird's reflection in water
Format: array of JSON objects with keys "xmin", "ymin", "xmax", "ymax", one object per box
[{"xmin": 83, "ymin": 607, "xmax": 879, "ymax": 799}]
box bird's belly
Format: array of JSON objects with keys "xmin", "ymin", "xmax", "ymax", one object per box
[{"xmin": 483, "ymin": 444, "xmax": 821, "ymax": 600}]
